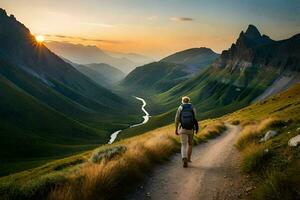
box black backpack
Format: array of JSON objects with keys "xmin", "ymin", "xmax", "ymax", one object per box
[{"xmin": 180, "ymin": 104, "xmax": 195, "ymax": 130}]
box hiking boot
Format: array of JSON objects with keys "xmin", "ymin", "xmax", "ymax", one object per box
[
  {"xmin": 182, "ymin": 158, "xmax": 188, "ymax": 168},
  {"xmin": 188, "ymin": 159, "xmax": 192, "ymax": 163}
]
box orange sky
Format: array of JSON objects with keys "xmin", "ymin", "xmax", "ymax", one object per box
[{"xmin": 1, "ymin": 0, "xmax": 299, "ymax": 58}]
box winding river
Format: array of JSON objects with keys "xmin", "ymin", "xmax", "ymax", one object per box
[{"xmin": 108, "ymin": 96, "xmax": 150, "ymax": 144}]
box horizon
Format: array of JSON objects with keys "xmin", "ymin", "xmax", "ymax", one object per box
[{"xmin": 1, "ymin": 0, "xmax": 300, "ymax": 58}]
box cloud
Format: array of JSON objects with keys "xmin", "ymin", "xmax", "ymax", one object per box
[
  {"xmin": 170, "ymin": 17, "xmax": 194, "ymax": 22},
  {"xmin": 44, "ymin": 34, "xmax": 121, "ymax": 44}
]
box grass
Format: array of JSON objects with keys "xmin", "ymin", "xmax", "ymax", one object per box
[
  {"xmin": 0, "ymin": 119, "xmax": 226, "ymax": 199},
  {"xmin": 229, "ymin": 83, "xmax": 300, "ymax": 199},
  {"xmin": 241, "ymin": 143, "xmax": 272, "ymax": 173}
]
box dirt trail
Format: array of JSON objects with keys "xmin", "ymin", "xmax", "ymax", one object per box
[{"xmin": 127, "ymin": 124, "xmax": 253, "ymax": 200}]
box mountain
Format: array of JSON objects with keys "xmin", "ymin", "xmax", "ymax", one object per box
[
  {"xmin": 86, "ymin": 63, "xmax": 125, "ymax": 84},
  {"xmin": 106, "ymin": 51, "xmax": 154, "ymax": 65},
  {"xmin": 122, "ymin": 25, "xmax": 300, "ymax": 135},
  {"xmin": 121, "ymin": 47, "xmax": 219, "ymax": 94},
  {"xmin": 0, "ymin": 8, "xmax": 139, "ymax": 172},
  {"xmin": 159, "ymin": 25, "xmax": 300, "ymax": 113},
  {"xmin": 213, "ymin": 24, "xmax": 300, "ymax": 71},
  {"xmin": 213, "ymin": 24, "xmax": 300, "ymax": 98},
  {"xmin": 64, "ymin": 58, "xmax": 125, "ymax": 87},
  {"xmin": 122, "ymin": 62, "xmax": 190, "ymax": 93},
  {"xmin": 46, "ymin": 41, "xmax": 138, "ymax": 73},
  {"xmin": 161, "ymin": 47, "xmax": 219, "ymax": 73}
]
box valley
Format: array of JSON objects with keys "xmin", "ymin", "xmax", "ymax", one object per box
[
  {"xmin": 0, "ymin": 3, "xmax": 299, "ymax": 200},
  {"xmin": 108, "ymin": 96, "xmax": 150, "ymax": 144}
]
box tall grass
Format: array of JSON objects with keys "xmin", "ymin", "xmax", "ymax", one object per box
[
  {"xmin": 235, "ymin": 115, "xmax": 300, "ymax": 199},
  {"xmin": 235, "ymin": 117, "xmax": 286, "ymax": 151},
  {"xmin": 47, "ymin": 121, "xmax": 226, "ymax": 200},
  {"xmin": 241, "ymin": 143, "xmax": 272, "ymax": 173}
]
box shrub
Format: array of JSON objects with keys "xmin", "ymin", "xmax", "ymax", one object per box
[
  {"xmin": 257, "ymin": 117, "xmax": 287, "ymax": 132},
  {"xmin": 241, "ymin": 144, "xmax": 272, "ymax": 173},
  {"xmin": 231, "ymin": 120, "xmax": 240, "ymax": 125},
  {"xmin": 254, "ymin": 171, "xmax": 300, "ymax": 200},
  {"xmin": 89, "ymin": 145, "xmax": 127, "ymax": 163},
  {"xmin": 200, "ymin": 121, "xmax": 227, "ymax": 139},
  {"xmin": 235, "ymin": 125, "xmax": 259, "ymax": 150}
]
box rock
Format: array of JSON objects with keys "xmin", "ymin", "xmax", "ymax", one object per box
[
  {"xmin": 146, "ymin": 192, "xmax": 151, "ymax": 197},
  {"xmin": 245, "ymin": 186, "xmax": 253, "ymax": 192},
  {"xmin": 288, "ymin": 134, "xmax": 300, "ymax": 147},
  {"xmin": 264, "ymin": 148, "xmax": 269, "ymax": 153},
  {"xmin": 297, "ymin": 127, "xmax": 300, "ymax": 132},
  {"xmin": 260, "ymin": 130, "xmax": 278, "ymax": 142}
]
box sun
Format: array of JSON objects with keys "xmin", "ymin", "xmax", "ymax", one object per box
[{"xmin": 35, "ymin": 35, "xmax": 45, "ymax": 43}]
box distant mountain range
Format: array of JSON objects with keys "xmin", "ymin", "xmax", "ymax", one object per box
[
  {"xmin": 122, "ymin": 47, "xmax": 219, "ymax": 93},
  {"xmin": 0, "ymin": 8, "xmax": 139, "ymax": 169},
  {"xmin": 63, "ymin": 58, "xmax": 125, "ymax": 88},
  {"xmin": 46, "ymin": 41, "xmax": 153, "ymax": 73}
]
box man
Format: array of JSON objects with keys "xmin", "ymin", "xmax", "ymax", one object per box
[{"xmin": 175, "ymin": 96, "xmax": 199, "ymax": 168}]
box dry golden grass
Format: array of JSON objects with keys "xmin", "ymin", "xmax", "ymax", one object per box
[
  {"xmin": 235, "ymin": 117, "xmax": 286, "ymax": 151},
  {"xmin": 241, "ymin": 143, "xmax": 270, "ymax": 173},
  {"xmin": 201, "ymin": 121, "xmax": 226, "ymax": 139},
  {"xmin": 235, "ymin": 124, "xmax": 259, "ymax": 150},
  {"xmin": 256, "ymin": 117, "xmax": 286, "ymax": 132},
  {"xmin": 48, "ymin": 120, "xmax": 226, "ymax": 200}
]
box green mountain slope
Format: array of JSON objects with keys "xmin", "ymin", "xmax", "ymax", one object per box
[
  {"xmin": 85, "ymin": 63, "xmax": 125, "ymax": 85},
  {"xmin": 161, "ymin": 47, "xmax": 219, "ymax": 73},
  {"xmin": 122, "ymin": 61, "xmax": 190, "ymax": 93},
  {"xmin": 0, "ymin": 8, "xmax": 140, "ymax": 175},
  {"xmin": 64, "ymin": 58, "xmax": 125, "ymax": 88},
  {"xmin": 0, "ymin": 73, "xmax": 105, "ymax": 174}
]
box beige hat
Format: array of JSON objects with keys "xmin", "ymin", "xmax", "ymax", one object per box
[{"xmin": 182, "ymin": 96, "xmax": 190, "ymax": 104}]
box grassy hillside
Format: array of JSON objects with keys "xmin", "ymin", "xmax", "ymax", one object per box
[
  {"xmin": 121, "ymin": 61, "xmax": 190, "ymax": 93},
  {"xmin": 0, "ymin": 119, "xmax": 226, "ymax": 199},
  {"xmin": 118, "ymin": 64, "xmax": 279, "ymax": 138},
  {"xmin": 161, "ymin": 47, "xmax": 219, "ymax": 72},
  {"xmin": 0, "ymin": 74, "xmax": 106, "ymax": 175},
  {"xmin": 225, "ymin": 84, "xmax": 300, "ymax": 200},
  {"xmin": 1, "ymin": 83, "xmax": 299, "ymax": 199}
]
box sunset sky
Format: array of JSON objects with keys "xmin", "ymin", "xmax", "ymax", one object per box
[{"xmin": 1, "ymin": 0, "xmax": 300, "ymax": 58}]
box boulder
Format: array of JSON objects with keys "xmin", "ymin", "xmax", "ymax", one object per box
[
  {"xmin": 288, "ymin": 134, "xmax": 300, "ymax": 147},
  {"xmin": 260, "ymin": 130, "xmax": 278, "ymax": 142}
]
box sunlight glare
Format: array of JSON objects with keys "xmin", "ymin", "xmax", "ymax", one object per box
[{"xmin": 35, "ymin": 35, "xmax": 45, "ymax": 43}]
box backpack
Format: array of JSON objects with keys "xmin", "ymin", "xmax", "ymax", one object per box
[{"xmin": 180, "ymin": 104, "xmax": 195, "ymax": 130}]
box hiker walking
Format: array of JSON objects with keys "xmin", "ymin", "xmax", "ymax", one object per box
[{"xmin": 175, "ymin": 96, "xmax": 199, "ymax": 168}]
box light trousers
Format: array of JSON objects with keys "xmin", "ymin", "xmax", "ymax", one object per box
[{"xmin": 179, "ymin": 129, "xmax": 194, "ymax": 159}]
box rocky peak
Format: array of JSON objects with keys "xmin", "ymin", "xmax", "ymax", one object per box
[
  {"xmin": 0, "ymin": 8, "xmax": 7, "ymax": 16},
  {"xmin": 244, "ymin": 24, "xmax": 262, "ymax": 41}
]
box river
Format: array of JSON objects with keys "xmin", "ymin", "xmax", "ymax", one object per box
[{"xmin": 108, "ymin": 96, "xmax": 150, "ymax": 144}]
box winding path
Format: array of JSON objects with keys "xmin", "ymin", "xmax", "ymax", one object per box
[{"xmin": 127, "ymin": 124, "xmax": 253, "ymax": 200}]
